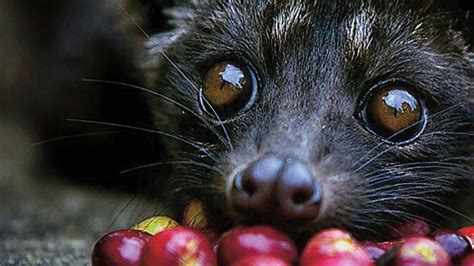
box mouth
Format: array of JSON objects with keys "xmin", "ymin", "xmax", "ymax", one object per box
[{"xmin": 193, "ymin": 197, "xmax": 409, "ymax": 243}]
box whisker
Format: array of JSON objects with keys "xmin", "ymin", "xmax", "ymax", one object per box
[
  {"xmin": 417, "ymin": 198, "xmax": 474, "ymax": 223},
  {"xmin": 367, "ymin": 183, "xmax": 447, "ymax": 194},
  {"xmin": 365, "ymin": 194, "xmax": 440, "ymax": 204},
  {"xmin": 106, "ymin": 196, "xmax": 137, "ymax": 231},
  {"xmin": 66, "ymin": 118, "xmax": 218, "ymax": 162},
  {"xmin": 423, "ymin": 131, "xmax": 474, "ymax": 137},
  {"xmin": 354, "ymin": 145, "xmax": 399, "ymax": 173},
  {"xmin": 81, "ymin": 78, "xmax": 232, "ymax": 150},
  {"xmin": 151, "ymin": 203, "xmax": 172, "ymax": 221},
  {"xmin": 129, "ymin": 200, "xmax": 154, "ymax": 226},
  {"xmin": 349, "ymin": 223, "xmax": 385, "ymax": 239},
  {"xmin": 361, "ymin": 208, "xmax": 444, "ymax": 229},
  {"xmin": 363, "ymin": 164, "xmax": 472, "ymax": 186},
  {"xmin": 127, "ymin": 198, "xmax": 144, "ymax": 226},
  {"xmin": 121, "ymin": 160, "xmax": 223, "ymax": 175},
  {"xmin": 31, "ymin": 131, "xmax": 120, "ymax": 146},
  {"xmin": 362, "ymin": 160, "xmax": 471, "ymax": 182}
]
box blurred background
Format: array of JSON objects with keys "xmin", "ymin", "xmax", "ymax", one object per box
[
  {"xmin": 0, "ymin": 0, "xmax": 175, "ymax": 263},
  {"xmin": 0, "ymin": 0, "xmax": 472, "ymax": 264}
]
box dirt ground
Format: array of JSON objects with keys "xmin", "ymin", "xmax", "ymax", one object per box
[{"xmin": 0, "ymin": 121, "xmax": 161, "ymax": 265}]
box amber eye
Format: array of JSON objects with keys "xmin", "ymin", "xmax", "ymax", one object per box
[
  {"xmin": 361, "ymin": 87, "xmax": 426, "ymax": 142},
  {"xmin": 199, "ymin": 62, "xmax": 257, "ymax": 119}
]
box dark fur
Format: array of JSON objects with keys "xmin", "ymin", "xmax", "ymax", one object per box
[{"xmin": 144, "ymin": 0, "xmax": 473, "ymax": 239}]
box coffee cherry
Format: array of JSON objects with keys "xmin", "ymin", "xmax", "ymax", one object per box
[
  {"xmin": 92, "ymin": 229, "xmax": 151, "ymax": 266},
  {"xmin": 131, "ymin": 216, "xmax": 179, "ymax": 235},
  {"xmin": 300, "ymin": 229, "xmax": 374, "ymax": 266},
  {"xmin": 391, "ymin": 220, "xmax": 431, "ymax": 238},
  {"xmin": 460, "ymin": 253, "xmax": 474, "ymax": 266},
  {"xmin": 432, "ymin": 229, "xmax": 470, "ymax": 259},
  {"xmin": 217, "ymin": 226, "xmax": 297, "ymax": 265},
  {"xmin": 141, "ymin": 227, "xmax": 217, "ymax": 266},
  {"xmin": 230, "ymin": 255, "xmax": 291, "ymax": 266},
  {"xmin": 395, "ymin": 237, "xmax": 451, "ymax": 266},
  {"xmin": 459, "ymin": 226, "xmax": 474, "ymax": 249},
  {"xmin": 362, "ymin": 241, "xmax": 386, "ymax": 261}
]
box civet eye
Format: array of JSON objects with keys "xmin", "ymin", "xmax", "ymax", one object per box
[
  {"xmin": 199, "ymin": 62, "xmax": 257, "ymax": 119},
  {"xmin": 360, "ymin": 86, "xmax": 426, "ymax": 142}
]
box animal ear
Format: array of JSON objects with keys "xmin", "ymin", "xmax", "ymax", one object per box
[
  {"xmin": 140, "ymin": 2, "xmax": 198, "ymax": 87},
  {"xmin": 145, "ymin": 4, "xmax": 195, "ymax": 53},
  {"xmin": 112, "ymin": 0, "xmax": 196, "ymax": 84},
  {"xmin": 144, "ymin": 28, "xmax": 186, "ymax": 66},
  {"xmin": 433, "ymin": 1, "xmax": 474, "ymax": 64}
]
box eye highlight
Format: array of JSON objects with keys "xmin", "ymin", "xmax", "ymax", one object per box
[
  {"xmin": 199, "ymin": 62, "xmax": 257, "ymax": 119},
  {"xmin": 359, "ymin": 86, "xmax": 427, "ymax": 142}
]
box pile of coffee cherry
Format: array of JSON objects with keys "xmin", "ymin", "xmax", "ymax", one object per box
[{"xmin": 92, "ymin": 201, "xmax": 474, "ymax": 265}]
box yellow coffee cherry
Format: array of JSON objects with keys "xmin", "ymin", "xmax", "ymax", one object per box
[{"xmin": 131, "ymin": 216, "xmax": 179, "ymax": 235}]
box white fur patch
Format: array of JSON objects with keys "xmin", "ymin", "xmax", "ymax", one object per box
[
  {"xmin": 346, "ymin": 10, "xmax": 374, "ymax": 57},
  {"xmin": 272, "ymin": 2, "xmax": 310, "ymax": 42}
]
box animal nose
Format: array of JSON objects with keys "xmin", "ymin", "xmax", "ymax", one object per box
[{"xmin": 231, "ymin": 155, "xmax": 322, "ymax": 221}]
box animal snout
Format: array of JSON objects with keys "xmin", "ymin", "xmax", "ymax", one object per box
[{"xmin": 231, "ymin": 155, "xmax": 322, "ymax": 222}]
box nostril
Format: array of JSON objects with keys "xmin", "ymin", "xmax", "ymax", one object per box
[
  {"xmin": 231, "ymin": 155, "xmax": 284, "ymax": 215},
  {"xmin": 234, "ymin": 173, "xmax": 257, "ymax": 196},
  {"xmin": 276, "ymin": 159, "xmax": 322, "ymax": 220},
  {"xmin": 292, "ymin": 188, "xmax": 313, "ymax": 205},
  {"xmin": 242, "ymin": 177, "xmax": 257, "ymax": 196}
]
